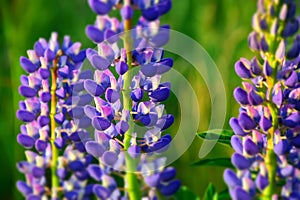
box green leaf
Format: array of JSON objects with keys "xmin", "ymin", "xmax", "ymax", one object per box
[
  {"xmin": 197, "ymin": 129, "xmax": 234, "ymax": 146},
  {"xmin": 174, "ymin": 186, "xmax": 200, "ymax": 200},
  {"xmin": 217, "ymin": 189, "xmax": 231, "ymax": 200},
  {"xmin": 191, "ymin": 157, "xmax": 234, "ymax": 168},
  {"xmin": 202, "ymin": 183, "xmax": 217, "ymax": 200},
  {"xmin": 213, "ymin": 193, "xmax": 219, "ymax": 200}
]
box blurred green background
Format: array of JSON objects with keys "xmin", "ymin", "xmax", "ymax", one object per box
[{"xmin": 0, "ymin": 0, "xmax": 257, "ymax": 199}]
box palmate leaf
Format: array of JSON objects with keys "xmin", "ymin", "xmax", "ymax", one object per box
[
  {"xmin": 197, "ymin": 129, "xmax": 234, "ymax": 147},
  {"xmin": 174, "ymin": 186, "xmax": 200, "ymax": 200},
  {"xmin": 191, "ymin": 157, "xmax": 234, "ymax": 168}
]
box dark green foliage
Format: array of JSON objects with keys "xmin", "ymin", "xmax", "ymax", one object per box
[
  {"xmin": 203, "ymin": 183, "xmax": 217, "ymax": 200},
  {"xmin": 174, "ymin": 186, "xmax": 200, "ymax": 200},
  {"xmin": 197, "ymin": 129, "xmax": 234, "ymax": 147}
]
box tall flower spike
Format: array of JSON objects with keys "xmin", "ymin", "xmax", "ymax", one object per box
[
  {"xmin": 226, "ymin": 0, "xmax": 300, "ymax": 199},
  {"xmin": 81, "ymin": 0, "xmax": 180, "ymax": 199},
  {"xmin": 16, "ymin": 33, "xmax": 95, "ymax": 199}
]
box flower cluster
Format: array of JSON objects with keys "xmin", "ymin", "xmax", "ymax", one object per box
[
  {"xmin": 16, "ymin": 0, "xmax": 180, "ymax": 199},
  {"xmin": 224, "ymin": 0, "xmax": 300, "ymax": 199}
]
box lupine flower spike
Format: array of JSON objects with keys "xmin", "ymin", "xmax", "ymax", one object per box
[
  {"xmin": 17, "ymin": 33, "xmax": 94, "ymax": 199},
  {"xmin": 225, "ymin": 0, "xmax": 300, "ymax": 199},
  {"xmin": 83, "ymin": 0, "xmax": 179, "ymax": 199}
]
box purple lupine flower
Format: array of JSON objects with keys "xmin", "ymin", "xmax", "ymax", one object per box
[
  {"xmin": 16, "ymin": 33, "xmax": 94, "ymax": 199},
  {"xmin": 133, "ymin": 0, "xmax": 172, "ymax": 21},
  {"xmin": 80, "ymin": 0, "xmax": 180, "ymax": 198},
  {"xmin": 17, "ymin": 151, "xmax": 47, "ymax": 197},
  {"xmin": 86, "ymin": 15, "xmax": 122, "ymax": 44},
  {"xmin": 141, "ymin": 158, "xmax": 180, "ymax": 197},
  {"xmin": 225, "ymin": 0, "xmax": 300, "ymax": 199}
]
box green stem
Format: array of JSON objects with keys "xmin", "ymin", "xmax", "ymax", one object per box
[
  {"xmin": 260, "ymin": 1, "xmax": 284, "ymax": 197},
  {"xmin": 262, "ymin": 102, "xmax": 278, "ymax": 200},
  {"xmin": 122, "ymin": 8, "xmax": 142, "ymax": 200},
  {"xmin": 262, "ymin": 54, "xmax": 280, "ymax": 200},
  {"xmin": 50, "ymin": 59, "xmax": 59, "ymax": 198},
  {"xmin": 123, "ymin": 17, "xmax": 133, "ymax": 148}
]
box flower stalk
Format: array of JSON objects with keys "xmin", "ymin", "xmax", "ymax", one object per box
[
  {"xmin": 123, "ymin": 17, "xmax": 133, "ymax": 150},
  {"xmin": 50, "ymin": 57, "xmax": 59, "ymax": 198},
  {"xmin": 122, "ymin": 3, "xmax": 142, "ymax": 199},
  {"xmin": 263, "ymin": 100, "xmax": 279, "ymax": 199}
]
